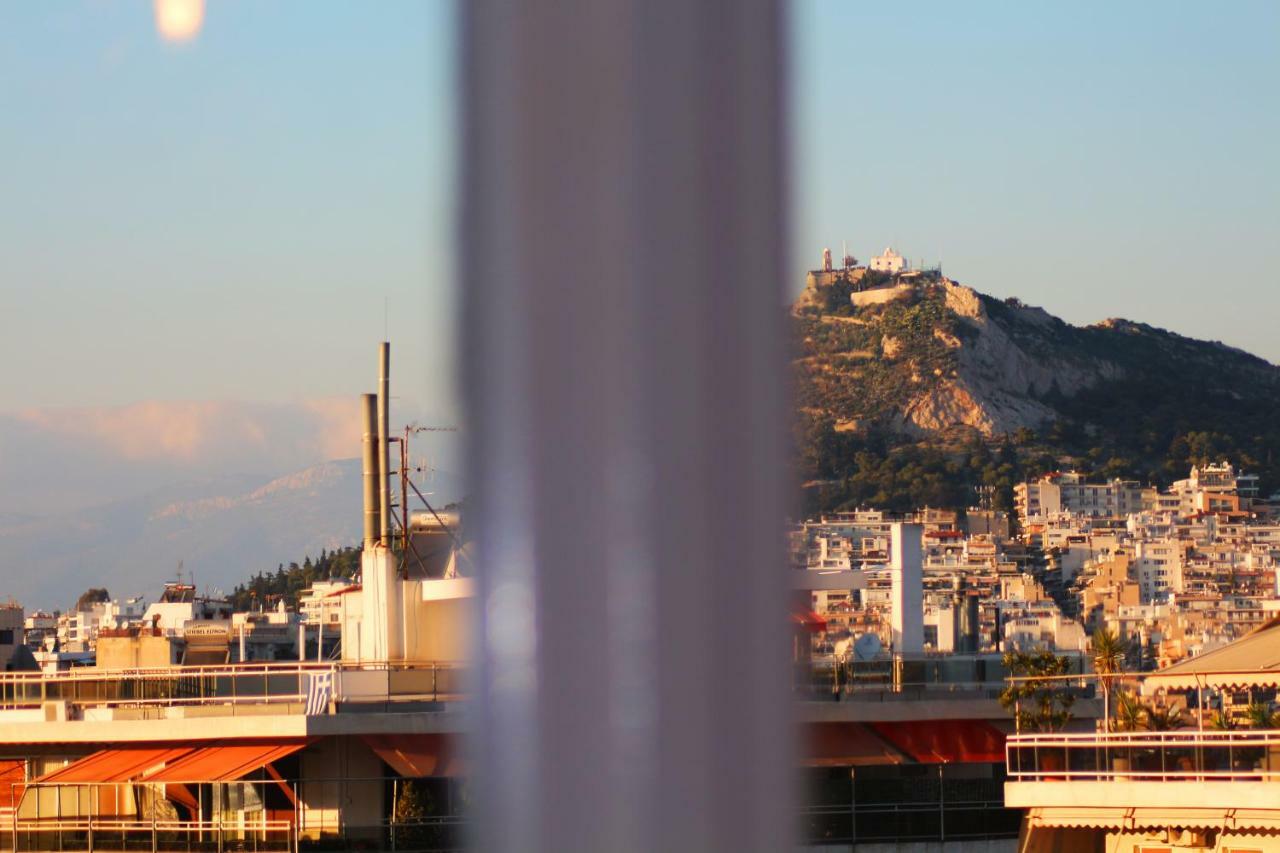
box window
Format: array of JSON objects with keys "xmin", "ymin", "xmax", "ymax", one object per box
[{"xmin": 0, "ymin": 630, "xmax": 13, "ymax": 645}]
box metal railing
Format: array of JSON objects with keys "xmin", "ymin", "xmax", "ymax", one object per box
[
  {"xmin": 796, "ymin": 654, "xmax": 1088, "ymax": 702},
  {"xmin": 7, "ymin": 776, "xmax": 467, "ymax": 853},
  {"xmin": 800, "ymin": 800, "xmax": 1019, "ymax": 845},
  {"xmin": 10, "ymin": 817, "xmax": 292, "ymax": 852},
  {"xmin": 1007, "ymin": 729, "xmax": 1280, "ymax": 783},
  {"xmin": 0, "ymin": 661, "xmax": 466, "ymax": 717}
]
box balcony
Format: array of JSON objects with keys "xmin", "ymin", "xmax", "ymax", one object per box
[
  {"xmin": 1006, "ymin": 730, "xmax": 1280, "ymax": 823},
  {"xmin": 0, "ymin": 661, "xmax": 465, "ymax": 731}
]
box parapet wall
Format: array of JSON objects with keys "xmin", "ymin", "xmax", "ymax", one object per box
[
  {"xmin": 851, "ymin": 282, "xmax": 916, "ymax": 308},
  {"xmin": 806, "ymin": 268, "xmax": 865, "ymax": 289}
]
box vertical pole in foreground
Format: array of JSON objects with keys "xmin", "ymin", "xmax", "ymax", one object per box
[{"xmin": 462, "ymin": 2, "xmax": 791, "ymax": 851}]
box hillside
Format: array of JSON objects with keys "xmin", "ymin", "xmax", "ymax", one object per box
[{"xmin": 793, "ymin": 272, "xmax": 1280, "ymax": 514}]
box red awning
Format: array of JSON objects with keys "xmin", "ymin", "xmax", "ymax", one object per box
[
  {"xmin": 33, "ymin": 741, "xmax": 310, "ymax": 785},
  {"xmin": 868, "ymin": 720, "xmax": 1005, "ymax": 764},
  {"xmin": 35, "ymin": 747, "xmax": 195, "ymax": 784},
  {"xmin": 791, "ymin": 610, "xmax": 827, "ymax": 633},
  {"xmin": 803, "ymin": 723, "xmax": 905, "ymax": 767},
  {"xmin": 140, "ymin": 741, "xmax": 310, "ymax": 783},
  {"xmin": 0, "ymin": 760, "xmax": 26, "ymax": 809},
  {"xmin": 363, "ymin": 734, "xmax": 463, "ymax": 778}
]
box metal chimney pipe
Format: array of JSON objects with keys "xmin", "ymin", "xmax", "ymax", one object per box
[
  {"xmin": 378, "ymin": 341, "xmax": 391, "ymax": 546},
  {"xmin": 361, "ymin": 393, "xmax": 381, "ymax": 549}
]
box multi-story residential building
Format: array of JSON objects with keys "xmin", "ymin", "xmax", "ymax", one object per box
[
  {"xmin": 20, "ymin": 610, "xmax": 54, "ymax": 651},
  {"xmin": 298, "ymin": 580, "xmax": 357, "ymax": 628},
  {"xmin": 0, "ymin": 604, "xmax": 23, "ymax": 671},
  {"xmin": 1015, "ymin": 472, "xmax": 1154, "ymax": 525},
  {"xmin": 1132, "ymin": 537, "xmax": 1185, "ymax": 602},
  {"xmin": 56, "ymin": 607, "xmax": 100, "ymax": 653}
]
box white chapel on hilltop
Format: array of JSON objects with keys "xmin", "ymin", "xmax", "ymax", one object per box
[{"xmin": 869, "ymin": 246, "xmax": 906, "ymax": 274}]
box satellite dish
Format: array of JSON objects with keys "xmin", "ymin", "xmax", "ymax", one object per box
[{"xmin": 853, "ymin": 633, "xmax": 882, "ymax": 661}]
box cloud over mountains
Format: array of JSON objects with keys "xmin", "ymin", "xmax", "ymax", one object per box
[
  {"xmin": 0, "ymin": 398, "xmax": 370, "ymax": 514},
  {"xmin": 0, "ymin": 398, "xmax": 459, "ymax": 608}
]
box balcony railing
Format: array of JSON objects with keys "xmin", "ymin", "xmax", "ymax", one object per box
[
  {"xmin": 1007, "ymin": 730, "xmax": 1280, "ymax": 783},
  {"xmin": 8, "ymin": 818, "xmax": 293, "ymax": 853},
  {"xmin": 797, "ymin": 654, "xmax": 1088, "ymax": 702},
  {"xmin": 0, "ymin": 661, "xmax": 465, "ymax": 719},
  {"xmin": 7, "ymin": 775, "xmax": 467, "ymax": 853}
]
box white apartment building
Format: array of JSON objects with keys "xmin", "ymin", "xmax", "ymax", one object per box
[
  {"xmin": 1001, "ymin": 607, "xmax": 1086, "ymax": 653},
  {"xmin": 1015, "ymin": 472, "xmax": 1154, "ymax": 524},
  {"xmin": 299, "ymin": 579, "xmax": 358, "ymax": 627},
  {"xmin": 1132, "ymin": 538, "xmax": 1185, "ymax": 602},
  {"xmin": 57, "ymin": 607, "xmax": 101, "ymax": 653}
]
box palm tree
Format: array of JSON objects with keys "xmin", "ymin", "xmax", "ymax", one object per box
[
  {"xmin": 1114, "ymin": 689, "xmax": 1147, "ymax": 733},
  {"xmin": 1245, "ymin": 701, "xmax": 1278, "ymax": 729},
  {"xmin": 1000, "ymin": 649, "xmax": 1077, "ymax": 733},
  {"xmin": 1143, "ymin": 703, "xmax": 1187, "ymax": 732},
  {"xmin": 1091, "ymin": 628, "xmax": 1126, "ymax": 730}
]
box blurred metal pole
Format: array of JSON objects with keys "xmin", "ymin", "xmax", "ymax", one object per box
[{"xmin": 462, "ymin": 1, "xmax": 791, "ymax": 851}]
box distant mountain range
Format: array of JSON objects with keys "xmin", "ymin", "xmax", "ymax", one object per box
[
  {"xmin": 793, "ymin": 271, "xmax": 1280, "ymax": 514},
  {"xmin": 0, "ymin": 459, "xmax": 461, "ymax": 611}
]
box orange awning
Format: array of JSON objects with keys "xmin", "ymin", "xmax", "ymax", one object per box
[
  {"xmin": 0, "ymin": 760, "xmax": 26, "ymax": 809},
  {"xmin": 33, "ymin": 741, "xmax": 310, "ymax": 785},
  {"xmin": 140, "ymin": 740, "xmax": 310, "ymax": 783},
  {"xmin": 791, "ymin": 610, "xmax": 828, "ymax": 633},
  {"xmin": 36, "ymin": 747, "xmax": 194, "ymax": 784},
  {"xmin": 363, "ymin": 734, "xmax": 463, "ymax": 778}
]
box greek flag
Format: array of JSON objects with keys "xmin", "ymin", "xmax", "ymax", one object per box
[{"xmin": 306, "ymin": 671, "xmax": 333, "ymax": 716}]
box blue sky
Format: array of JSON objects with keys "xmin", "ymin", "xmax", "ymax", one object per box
[
  {"xmin": 791, "ymin": 1, "xmax": 1279, "ymax": 359},
  {"xmin": 1, "ymin": 1, "xmax": 456, "ymax": 416},
  {"xmin": 1, "ymin": 1, "xmax": 1277, "ymax": 479}
]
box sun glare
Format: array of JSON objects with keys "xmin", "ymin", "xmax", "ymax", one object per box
[{"xmin": 154, "ymin": 0, "xmax": 205, "ymax": 43}]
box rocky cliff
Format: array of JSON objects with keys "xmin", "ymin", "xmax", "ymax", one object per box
[{"xmin": 793, "ymin": 272, "xmax": 1280, "ymax": 512}]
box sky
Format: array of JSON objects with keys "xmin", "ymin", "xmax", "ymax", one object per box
[
  {"xmin": 1, "ymin": 1, "xmax": 1277, "ymax": 511},
  {"xmin": 791, "ymin": 1, "xmax": 1280, "ymax": 360},
  {"xmin": 0, "ymin": 1, "xmax": 458, "ymax": 508}
]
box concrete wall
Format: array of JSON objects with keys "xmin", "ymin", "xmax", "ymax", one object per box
[
  {"xmin": 343, "ymin": 571, "xmax": 473, "ymax": 665},
  {"xmin": 807, "ymin": 268, "xmax": 865, "ymax": 289},
  {"xmin": 402, "ymin": 579, "xmax": 474, "ymax": 662},
  {"xmin": 95, "ymin": 634, "xmax": 176, "ymax": 669},
  {"xmin": 298, "ymin": 737, "xmax": 384, "ymax": 840},
  {"xmin": 851, "ymin": 283, "xmax": 915, "ymax": 308}
]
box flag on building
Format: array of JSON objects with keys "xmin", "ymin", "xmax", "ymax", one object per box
[{"xmin": 306, "ymin": 670, "xmax": 333, "ymax": 716}]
